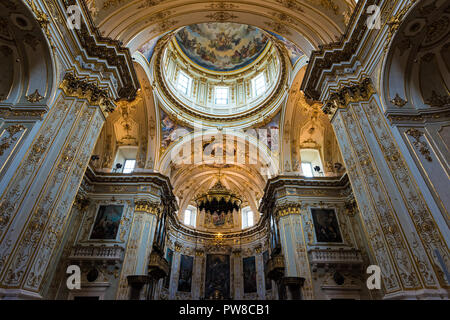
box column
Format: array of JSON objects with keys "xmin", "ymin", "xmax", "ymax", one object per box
[
  {"xmin": 0, "ymin": 73, "xmax": 112, "ymax": 299},
  {"xmin": 255, "ymin": 250, "xmax": 266, "ymax": 300},
  {"xmin": 327, "ymin": 78, "xmax": 449, "ymax": 299},
  {"xmin": 169, "ymin": 247, "xmax": 182, "ymax": 300},
  {"xmin": 116, "ymin": 200, "xmax": 159, "ymax": 299},
  {"xmin": 191, "ymin": 250, "xmax": 204, "ymax": 300},
  {"xmin": 232, "ymin": 249, "xmax": 243, "ymax": 299},
  {"xmin": 276, "ymin": 202, "xmax": 314, "ymax": 300}
]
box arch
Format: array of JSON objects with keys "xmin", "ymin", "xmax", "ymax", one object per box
[
  {"xmin": 381, "ymin": 0, "xmax": 450, "ymax": 112},
  {"xmin": 156, "ymin": 128, "xmax": 278, "ymax": 216},
  {"xmin": 0, "ymin": 0, "xmax": 55, "ymax": 108},
  {"xmin": 281, "ymin": 65, "xmax": 344, "ymax": 175},
  {"xmin": 88, "ymin": 0, "xmax": 354, "ymax": 56}
]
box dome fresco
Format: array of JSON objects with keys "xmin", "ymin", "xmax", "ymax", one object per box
[{"xmin": 175, "ymin": 23, "xmax": 269, "ymax": 72}]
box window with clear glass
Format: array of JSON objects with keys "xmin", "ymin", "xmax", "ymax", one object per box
[
  {"xmin": 300, "ymin": 149, "xmax": 324, "ymax": 177},
  {"xmin": 183, "ymin": 207, "xmax": 196, "ymax": 227},
  {"xmin": 123, "ymin": 159, "xmax": 136, "ymax": 174},
  {"xmin": 176, "ymin": 72, "xmax": 191, "ymax": 96},
  {"xmin": 253, "ymin": 74, "xmax": 266, "ymax": 97},
  {"xmin": 301, "ymin": 162, "xmax": 314, "ymax": 178},
  {"xmin": 215, "ymin": 87, "xmax": 229, "ymax": 105},
  {"xmin": 242, "ymin": 207, "xmax": 254, "ymax": 229}
]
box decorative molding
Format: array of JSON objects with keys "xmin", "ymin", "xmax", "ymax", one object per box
[
  {"xmin": 26, "ymin": 89, "xmax": 44, "ymax": 103},
  {"xmin": 385, "ymin": 0, "xmax": 418, "ymax": 52},
  {"xmin": 205, "ymin": 12, "xmax": 238, "ymax": 22},
  {"xmin": 59, "ymin": 72, "xmax": 115, "ymax": 116},
  {"xmin": 25, "ymin": 0, "xmax": 54, "ymax": 49},
  {"xmin": 63, "ymin": 0, "xmax": 139, "ymax": 100},
  {"xmin": 390, "ymin": 93, "xmax": 407, "ymax": 107},
  {"xmin": 424, "ymin": 91, "xmax": 450, "ymax": 108},
  {"xmin": 322, "ymin": 78, "xmax": 376, "ymax": 119},
  {"xmin": 134, "ymin": 200, "xmax": 161, "ymax": 215},
  {"xmin": 0, "ymin": 124, "xmax": 26, "ymax": 157},
  {"xmin": 300, "ymin": 0, "xmax": 377, "ymax": 100},
  {"xmin": 405, "ymin": 128, "xmax": 432, "ymax": 162}
]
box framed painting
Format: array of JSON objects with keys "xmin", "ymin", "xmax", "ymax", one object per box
[
  {"xmin": 177, "ymin": 255, "xmax": 194, "ymax": 292},
  {"xmin": 263, "ymin": 251, "xmax": 272, "ymax": 290},
  {"xmin": 89, "ymin": 205, "xmax": 124, "ymax": 240},
  {"xmin": 205, "ymin": 254, "xmax": 230, "ymax": 299},
  {"xmin": 311, "ymin": 208, "xmax": 343, "ymax": 243},
  {"xmin": 243, "ymin": 256, "xmax": 257, "ymax": 294}
]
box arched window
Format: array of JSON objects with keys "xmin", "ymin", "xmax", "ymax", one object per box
[
  {"xmin": 183, "ymin": 205, "xmax": 197, "ymax": 227},
  {"xmin": 300, "ymin": 149, "xmax": 324, "ymax": 177},
  {"xmin": 242, "ymin": 206, "xmax": 254, "ymax": 229}
]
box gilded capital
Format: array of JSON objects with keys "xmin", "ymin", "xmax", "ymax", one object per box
[
  {"xmin": 323, "ymin": 78, "xmax": 376, "ymax": 119},
  {"xmin": 59, "ymin": 72, "xmax": 115, "ymax": 116},
  {"xmin": 274, "ymin": 201, "xmax": 302, "ymax": 218},
  {"xmin": 134, "ymin": 200, "xmax": 160, "ymax": 215}
]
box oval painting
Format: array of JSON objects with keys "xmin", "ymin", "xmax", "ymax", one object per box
[{"xmin": 175, "ymin": 23, "xmax": 269, "ymax": 72}]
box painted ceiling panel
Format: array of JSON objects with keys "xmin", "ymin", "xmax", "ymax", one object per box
[{"xmin": 174, "ymin": 23, "xmax": 269, "ymax": 72}]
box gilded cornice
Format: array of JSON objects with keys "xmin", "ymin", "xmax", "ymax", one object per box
[
  {"xmin": 83, "ymin": 165, "xmax": 178, "ymax": 212},
  {"xmin": 166, "ymin": 211, "xmax": 268, "ymax": 242},
  {"xmin": 300, "ymin": 0, "xmax": 380, "ymax": 100},
  {"xmin": 386, "ymin": 109, "xmax": 450, "ymax": 124},
  {"xmin": 322, "ymin": 77, "xmax": 376, "ymax": 120},
  {"xmin": 259, "ymin": 174, "xmax": 350, "ymax": 213},
  {"xmin": 62, "ymin": 0, "xmax": 139, "ymax": 100}
]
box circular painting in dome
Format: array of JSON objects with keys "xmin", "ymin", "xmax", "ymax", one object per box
[{"xmin": 175, "ymin": 23, "xmax": 269, "ymax": 72}]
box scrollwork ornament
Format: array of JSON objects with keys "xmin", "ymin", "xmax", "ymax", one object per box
[{"xmin": 406, "ymin": 128, "xmax": 433, "ymax": 162}]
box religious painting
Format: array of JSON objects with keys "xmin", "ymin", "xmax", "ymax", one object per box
[
  {"xmin": 164, "ymin": 248, "xmax": 174, "ymax": 289},
  {"xmin": 175, "ymin": 23, "xmax": 268, "ymax": 72},
  {"xmin": 263, "ymin": 251, "xmax": 272, "ymax": 290},
  {"xmin": 138, "ymin": 33, "xmax": 166, "ymax": 62},
  {"xmin": 205, "ymin": 254, "xmax": 230, "ymax": 299},
  {"xmin": 243, "ymin": 256, "xmax": 257, "ymax": 294},
  {"xmin": 160, "ymin": 109, "xmax": 192, "ymax": 151},
  {"xmin": 265, "ymin": 30, "xmax": 305, "ymax": 66},
  {"xmin": 211, "ymin": 210, "xmax": 229, "ymax": 227},
  {"xmin": 178, "ymin": 255, "xmax": 194, "ymax": 292},
  {"xmin": 90, "ymin": 205, "xmax": 124, "ymax": 240},
  {"xmin": 311, "ymin": 208, "xmax": 343, "ymax": 243}
]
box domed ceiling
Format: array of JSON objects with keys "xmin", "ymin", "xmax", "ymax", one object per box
[{"xmin": 174, "ymin": 23, "xmax": 269, "ymax": 72}]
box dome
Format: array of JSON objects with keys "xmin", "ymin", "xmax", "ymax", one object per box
[
  {"xmin": 174, "ymin": 23, "xmax": 269, "ymax": 72},
  {"xmin": 150, "ymin": 23, "xmax": 288, "ymax": 126}
]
